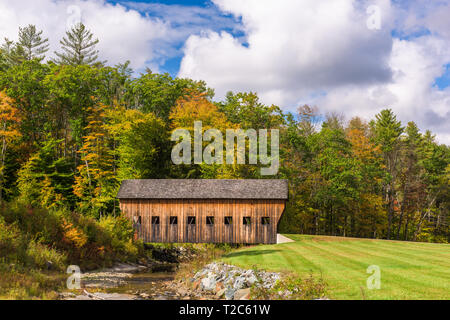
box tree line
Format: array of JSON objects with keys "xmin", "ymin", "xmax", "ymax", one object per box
[{"xmin": 0, "ymin": 23, "xmax": 448, "ymax": 243}]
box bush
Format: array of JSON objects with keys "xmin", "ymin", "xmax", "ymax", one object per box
[
  {"xmin": 251, "ymin": 273, "xmax": 327, "ymax": 300},
  {"xmin": 0, "ymin": 202, "xmax": 64, "ymax": 245},
  {"xmin": 25, "ymin": 241, "xmax": 67, "ymax": 272},
  {"xmin": 0, "ymin": 217, "xmax": 28, "ymax": 264},
  {"xmin": 0, "ymin": 202, "xmax": 142, "ymax": 271}
]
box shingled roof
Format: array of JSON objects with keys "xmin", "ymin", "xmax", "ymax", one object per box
[{"xmin": 117, "ymin": 179, "xmax": 288, "ymax": 200}]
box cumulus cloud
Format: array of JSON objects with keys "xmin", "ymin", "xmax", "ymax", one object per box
[
  {"xmin": 178, "ymin": 0, "xmax": 450, "ymax": 144},
  {"xmin": 0, "ymin": 0, "xmax": 172, "ymax": 71},
  {"xmin": 179, "ymin": 0, "xmax": 395, "ymax": 103}
]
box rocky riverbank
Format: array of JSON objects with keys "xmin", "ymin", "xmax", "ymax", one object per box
[
  {"xmin": 59, "ymin": 246, "xmax": 284, "ymax": 301},
  {"xmin": 189, "ymin": 262, "xmax": 281, "ymax": 300}
]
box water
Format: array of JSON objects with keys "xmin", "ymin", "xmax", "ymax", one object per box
[{"xmin": 104, "ymin": 271, "xmax": 183, "ymax": 300}]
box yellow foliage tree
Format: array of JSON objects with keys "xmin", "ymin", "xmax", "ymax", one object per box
[
  {"xmin": 74, "ymin": 103, "xmax": 116, "ymax": 216},
  {"xmin": 169, "ymin": 92, "xmax": 243, "ymax": 178}
]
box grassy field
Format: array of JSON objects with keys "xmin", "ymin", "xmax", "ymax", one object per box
[{"xmin": 220, "ymin": 235, "xmax": 450, "ymax": 300}]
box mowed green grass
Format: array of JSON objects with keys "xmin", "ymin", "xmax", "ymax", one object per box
[{"xmin": 220, "ymin": 235, "xmax": 450, "ymax": 300}]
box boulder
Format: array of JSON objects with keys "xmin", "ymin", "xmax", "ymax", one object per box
[
  {"xmin": 225, "ymin": 287, "xmax": 237, "ymax": 300},
  {"xmin": 200, "ymin": 275, "xmax": 217, "ymax": 291},
  {"xmin": 215, "ymin": 288, "xmax": 226, "ymax": 299},
  {"xmin": 234, "ymin": 288, "xmax": 251, "ymax": 300}
]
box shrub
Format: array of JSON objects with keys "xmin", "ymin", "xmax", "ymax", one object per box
[
  {"xmin": 251, "ymin": 273, "xmax": 327, "ymax": 300},
  {"xmin": 25, "ymin": 241, "xmax": 67, "ymax": 272},
  {"xmin": 0, "ymin": 202, "xmax": 142, "ymax": 271}
]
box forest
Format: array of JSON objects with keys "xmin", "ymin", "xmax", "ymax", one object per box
[{"xmin": 0, "ymin": 23, "xmax": 449, "ymax": 245}]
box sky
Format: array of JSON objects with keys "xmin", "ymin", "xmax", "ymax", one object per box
[{"xmin": 0, "ymin": 0, "xmax": 449, "ymax": 144}]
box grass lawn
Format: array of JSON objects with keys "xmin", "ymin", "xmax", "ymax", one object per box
[{"xmin": 220, "ymin": 235, "xmax": 450, "ymax": 300}]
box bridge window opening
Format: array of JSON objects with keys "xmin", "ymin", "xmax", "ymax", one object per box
[
  {"xmin": 206, "ymin": 216, "xmax": 214, "ymax": 225},
  {"xmin": 152, "ymin": 216, "xmax": 160, "ymax": 225},
  {"xmin": 187, "ymin": 216, "xmax": 196, "ymax": 225},
  {"xmin": 170, "ymin": 216, "xmax": 178, "ymax": 225}
]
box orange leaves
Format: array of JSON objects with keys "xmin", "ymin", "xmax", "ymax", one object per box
[
  {"xmin": 170, "ymin": 91, "xmax": 235, "ymax": 131},
  {"xmin": 0, "ymin": 90, "xmax": 21, "ymax": 142},
  {"xmin": 62, "ymin": 219, "xmax": 88, "ymax": 249},
  {"xmin": 347, "ymin": 128, "xmax": 380, "ymax": 161}
]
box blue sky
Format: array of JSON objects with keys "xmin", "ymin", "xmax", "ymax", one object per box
[
  {"xmin": 109, "ymin": 0, "xmax": 450, "ymax": 90},
  {"xmin": 110, "ymin": 0, "xmax": 241, "ymax": 76},
  {"xmin": 435, "ymin": 64, "xmax": 450, "ymax": 90},
  {"xmin": 0, "ymin": 0, "xmax": 449, "ymax": 143}
]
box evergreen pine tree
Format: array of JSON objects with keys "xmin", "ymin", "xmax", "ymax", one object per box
[
  {"xmin": 54, "ymin": 23, "xmax": 102, "ymax": 66},
  {"xmin": 0, "ymin": 38, "xmax": 25, "ymax": 66},
  {"xmin": 17, "ymin": 25, "xmax": 49, "ymax": 61}
]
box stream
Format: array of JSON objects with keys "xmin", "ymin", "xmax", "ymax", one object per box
[{"xmin": 61, "ymin": 262, "xmax": 206, "ymax": 300}]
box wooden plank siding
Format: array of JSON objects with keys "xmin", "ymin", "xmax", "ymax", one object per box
[{"xmin": 120, "ymin": 199, "xmax": 286, "ymax": 244}]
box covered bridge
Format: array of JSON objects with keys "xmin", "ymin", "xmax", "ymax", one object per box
[{"xmin": 117, "ymin": 179, "xmax": 288, "ymax": 244}]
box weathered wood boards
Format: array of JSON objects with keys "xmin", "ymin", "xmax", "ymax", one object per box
[
  {"xmin": 119, "ymin": 199, "xmax": 286, "ymax": 244},
  {"xmin": 117, "ymin": 179, "xmax": 288, "ymax": 244}
]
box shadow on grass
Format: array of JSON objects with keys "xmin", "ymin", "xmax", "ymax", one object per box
[{"xmin": 224, "ymin": 249, "xmax": 280, "ymax": 258}]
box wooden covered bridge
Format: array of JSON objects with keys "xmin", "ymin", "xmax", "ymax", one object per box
[{"xmin": 117, "ymin": 179, "xmax": 288, "ymax": 244}]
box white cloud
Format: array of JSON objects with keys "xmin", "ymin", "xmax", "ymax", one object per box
[
  {"xmin": 179, "ymin": 0, "xmax": 394, "ymax": 102},
  {"xmin": 317, "ymin": 36, "xmax": 450, "ymax": 141},
  {"xmin": 178, "ymin": 0, "xmax": 450, "ymax": 144},
  {"xmin": 0, "ymin": 0, "xmax": 172, "ymax": 71}
]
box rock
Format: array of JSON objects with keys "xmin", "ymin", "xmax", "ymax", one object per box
[
  {"xmin": 216, "ymin": 288, "xmax": 226, "ymax": 299},
  {"xmin": 225, "ymin": 287, "xmax": 237, "ymax": 300},
  {"xmin": 59, "ymin": 292, "xmax": 76, "ymax": 299},
  {"xmin": 234, "ymin": 288, "xmax": 251, "ymax": 300},
  {"xmin": 140, "ymin": 293, "xmax": 150, "ymax": 299},
  {"xmin": 201, "ymin": 275, "xmax": 217, "ymax": 291},
  {"xmin": 233, "ymin": 277, "xmax": 245, "ymax": 290},
  {"xmin": 246, "ymin": 274, "xmax": 258, "ymax": 285},
  {"xmin": 107, "ymin": 263, "xmax": 148, "ymax": 274},
  {"xmin": 93, "ymin": 293, "xmax": 138, "ymax": 300},
  {"xmin": 177, "ymin": 288, "xmax": 188, "ymax": 296},
  {"xmin": 190, "ymin": 262, "xmax": 281, "ymax": 300},
  {"xmin": 215, "ymin": 281, "xmax": 224, "ymax": 292},
  {"xmin": 46, "ymin": 261, "xmax": 53, "ymax": 270},
  {"xmin": 192, "ymin": 280, "xmax": 201, "ymax": 290}
]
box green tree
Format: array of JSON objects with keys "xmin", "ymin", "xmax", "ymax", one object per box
[
  {"xmin": 17, "ymin": 25, "xmax": 49, "ymax": 61},
  {"xmin": 370, "ymin": 109, "xmax": 404, "ymax": 239},
  {"xmin": 106, "ymin": 106, "xmax": 169, "ymax": 180},
  {"xmin": 218, "ymin": 91, "xmax": 284, "ymax": 129},
  {"xmin": 0, "ymin": 38, "xmax": 25, "ymax": 67},
  {"xmin": 17, "ymin": 138, "xmax": 74, "ymax": 209},
  {"xmin": 0, "ymin": 60, "xmax": 50, "ymax": 149},
  {"xmin": 129, "ymin": 70, "xmax": 213, "ymax": 119},
  {"xmin": 54, "ymin": 23, "xmax": 102, "ymax": 66}
]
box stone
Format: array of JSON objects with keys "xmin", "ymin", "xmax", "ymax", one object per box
[
  {"xmin": 233, "ymin": 277, "xmax": 246, "ymax": 290},
  {"xmin": 201, "ymin": 275, "xmax": 217, "ymax": 291},
  {"xmin": 225, "ymin": 287, "xmax": 236, "ymax": 300},
  {"xmin": 216, "ymin": 288, "xmax": 226, "ymax": 299},
  {"xmin": 234, "ymin": 288, "xmax": 251, "ymax": 300},
  {"xmin": 215, "ymin": 281, "xmax": 225, "ymax": 292},
  {"xmin": 246, "ymin": 274, "xmax": 258, "ymax": 285},
  {"xmin": 192, "ymin": 280, "xmax": 201, "ymax": 290}
]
